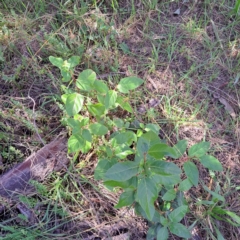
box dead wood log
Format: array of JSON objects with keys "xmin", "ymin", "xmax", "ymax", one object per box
[{"xmin": 0, "ymin": 136, "xmax": 68, "ymax": 211}]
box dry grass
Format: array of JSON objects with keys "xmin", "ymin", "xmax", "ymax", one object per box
[{"xmin": 0, "ymin": 0, "xmax": 239, "ymax": 239}]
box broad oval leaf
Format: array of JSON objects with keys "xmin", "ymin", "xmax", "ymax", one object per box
[
  {"xmin": 178, "ymin": 178, "xmax": 193, "ymax": 191},
  {"xmin": 147, "ymin": 160, "xmax": 181, "ymax": 176},
  {"xmin": 68, "ymin": 135, "xmax": 85, "ymax": 153},
  {"xmin": 169, "ymin": 222, "xmax": 191, "ymax": 238},
  {"xmin": 199, "ymin": 155, "xmax": 223, "ymax": 171},
  {"xmin": 94, "ymin": 158, "xmax": 117, "ymax": 180},
  {"xmin": 157, "ymin": 227, "xmax": 169, "ymax": 240},
  {"xmin": 93, "ymin": 80, "xmax": 109, "ymax": 93},
  {"xmin": 115, "ymin": 190, "xmax": 135, "ymax": 209},
  {"xmin": 173, "ymin": 139, "xmax": 187, "ymax": 158},
  {"xmin": 104, "ymin": 90, "xmax": 117, "ymax": 109},
  {"xmin": 82, "ymin": 129, "xmax": 92, "ymax": 142},
  {"xmin": 67, "ymin": 55, "xmax": 80, "ymax": 68},
  {"xmin": 162, "ymin": 189, "xmax": 176, "ymax": 201},
  {"xmin": 188, "ymin": 142, "xmax": 210, "ymax": 157},
  {"xmin": 136, "ymin": 177, "xmax": 159, "ymax": 221},
  {"xmin": 89, "ymin": 123, "xmax": 108, "ymax": 136},
  {"xmin": 105, "ymin": 161, "xmax": 139, "ymax": 181},
  {"xmin": 116, "ymin": 96, "xmax": 133, "ymax": 113},
  {"xmin": 183, "ymin": 161, "xmax": 199, "ymax": 186},
  {"xmin": 65, "ymin": 93, "xmax": 84, "ymax": 116},
  {"xmin": 168, "ymin": 205, "xmax": 188, "ymax": 223},
  {"xmin": 49, "ymin": 56, "xmax": 64, "ymax": 68},
  {"xmin": 87, "ymin": 103, "xmax": 105, "ymax": 116},
  {"xmin": 76, "ymin": 69, "xmax": 96, "ymax": 91},
  {"xmin": 148, "ymin": 143, "xmax": 169, "ymax": 159},
  {"xmin": 117, "ymin": 76, "xmax": 144, "ymax": 93},
  {"xmin": 111, "ymin": 131, "xmax": 137, "ymax": 146}
]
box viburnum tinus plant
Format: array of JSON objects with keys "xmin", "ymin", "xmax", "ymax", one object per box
[{"xmin": 49, "ymin": 55, "xmax": 224, "ymax": 239}]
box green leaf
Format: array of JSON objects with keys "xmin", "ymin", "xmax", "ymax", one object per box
[
  {"xmin": 145, "ymin": 124, "xmax": 160, "ymax": 134},
  {"xmin": 93, "ymin": 80, "xmax": 109, "ymax": 93},
  {"xmin": 157, "ymin": 227, "xmax": 169, "ymax": 240},
  {"xmin": 104, "ymin": 176, "xmax": 137, "ymax": 189},
  {"xmin": 178, "ymin": 178, "xmax": 193, "ymax": 191},
  {"xmin": 89, "ymin": 123, "xmax": 108, "ymax": 136},
  {"xmin": 68, "ymin": 135, "xmax": 85, "ymax": 153},
  {"xmin": 105, "ymin": 161, "xmax": 139, "ymax": 181},
  {"xmin": 168, "ymin": 205, "xmax": 188, "ymax": 223},
  {"xmin": 111, "ymin": 131, "xmax": 137, "ymax": 145},
  {"xmin": 117, "ymin": 76, "xmax": 144, "ymax": 93},
  {"xmin": 82, "ymin": 129, "xmax": 92, "ymax": 142},
  {"xmin": 162, "ymin": 189, "xmax": 176, "ymax": 201},
  {"xmin": 148, "ymin": 143, "xmax": 169, "ymax": 159},
  {"xmin": 173, "ymin": 140, "xmax": 187, "ymax": 158},
  {"xmin": 65, "ymin": 93, "xmax": 84, "ymax": 116},
  {"xmin": 136, "ymin": 177, "xmax": 158, "ymax": 220},
  {"xmin": 188, "ymin": 142, "xmax": 210, "ymax": 158},
  {"xmin": 199, "ymin": 155, "xmax": 223, "ymax": 171},
  {"xmin": 87, "ymin": 103, "xmax": 105, "ymax": 116},
  {"xmin": 115, "ymin": 190, "xmax": 135, "ymax": 209},
  {"xmin": 147, "ymin": 160, "xmax": 181, "ymax": 176},
  {"xmin": 104, "ymin": 90, "xmax": 117, "ymax": 109},
  {"xmin": 67, "ymin": 56, "xmax": 80, "ymax": 68},
  {"xmin": 152, "ymin": 173, "xmax": 181, "ymax": 186},
  {"xmin": 76, "ymin": 69, "xmax": 96, "ymax": 91},
  {"xmin": 116, "ymin": 96, "xmax": 133, "ymax": 113},
  {"xmin": 66, "ymin": 118, "xmax": 82, "ymax": 134},
  {"xmin": 183, "ymin": 161, "xmax": 199, "ymax": 186},
  {"xmin": 61, "ymin": 69, "xmax": 71, "ymax": 82},
  {"xmin": 115, "ymin": 147, "xmax": 134, "ymax": 159},
  {"xmin": 49, "ymin": 56, "xmax": 64, "ymax": 68},
  {"xmin": 94, "ymin": 158, "xmax": 117, "ymax": 180},
  {"xmin": 169, "ymin": 222, "xmax": 191, "ymax": 238},
  {"xmin": 113, "ymin": 118, "xmax": 124, "ymax": 128}
]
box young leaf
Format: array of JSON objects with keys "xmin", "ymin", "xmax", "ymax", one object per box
[
  {"xmin": 136, "ymin": 177, "xmax": 159, "ymax": 221},
  {"xmin": 67, "ymin": 56, "xmax": 80, "ymax": 68},
  {"xmin": 87, "ymin": 103, "xmax": 105, "ymax": 117},
  {"xmin": 178, "ymin": 178, "xmax": 193, "ymax": 191},
  {"xmin": 168, "ymin": 205, "xmax": 188, "ymax": 223},
  {"xmin": 115, "ymin": 190, "xmax": 135, "ymax": 209},
  {"xmin": 61, "ymin": 69, "xmax": 72, "ymax": 82},
  {"xmin": 183, "ymin": 161, "xmax": 199, "ymax": 186},
  {"xmin": 188, "ymin": 142, "xmax": 210, "ymax": 157},
  {"xmin": 89, "ymin": 123, "xmax": 108, "ymax": 136},
  {"xmin": 199, "ymin": 155, "xmax": 223, "ymax": 171},
  {"xmin": 49, "ymin": 56, "xmax": 64, "ymax": 69},
  {"xmin": 157, "ymin": 227, "xmax": 169, "ymax": 240},
  {"xmin": 65, "ymin": 93, "xmax": 84, "ymax": 116},
  {"xmin": 117, "ymin": 76, "xmax": 144, "ymax": 93},
  {"xmin": 116, "ymin": 96, "xmax": 133, "ymax": 113},
  {"xmin": 105, "ymin": 161, "xmax": 139, "ymax": 181},
  {"xmin": 162, "ymin": 189, "xmax": 176, "ymax": 201},
  {"xmin": 104, "ymin": 176, "xmax": 137, "ymax": 189},
  {"xmin": 76, "ymin": 69, "xmax": 96, "ymax": 91},
  {"xmin": 68, "ymin": 135, "xmax": 85, "ymax": 153},
  {"xmin": 104, "ymin": 90, "xmax": 117, "ymax": 109},
  {"xmin": 173, "ymin": 139, "xmax": 187, "ymax": 158},
  {"xmin": 169, "ymin": 222, "xmax": 191, "ymax": 238}
]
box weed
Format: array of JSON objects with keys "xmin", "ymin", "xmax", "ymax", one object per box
[{"xmin": 50, "ymin": 55, "xmax": 225, "ymax": 239}]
